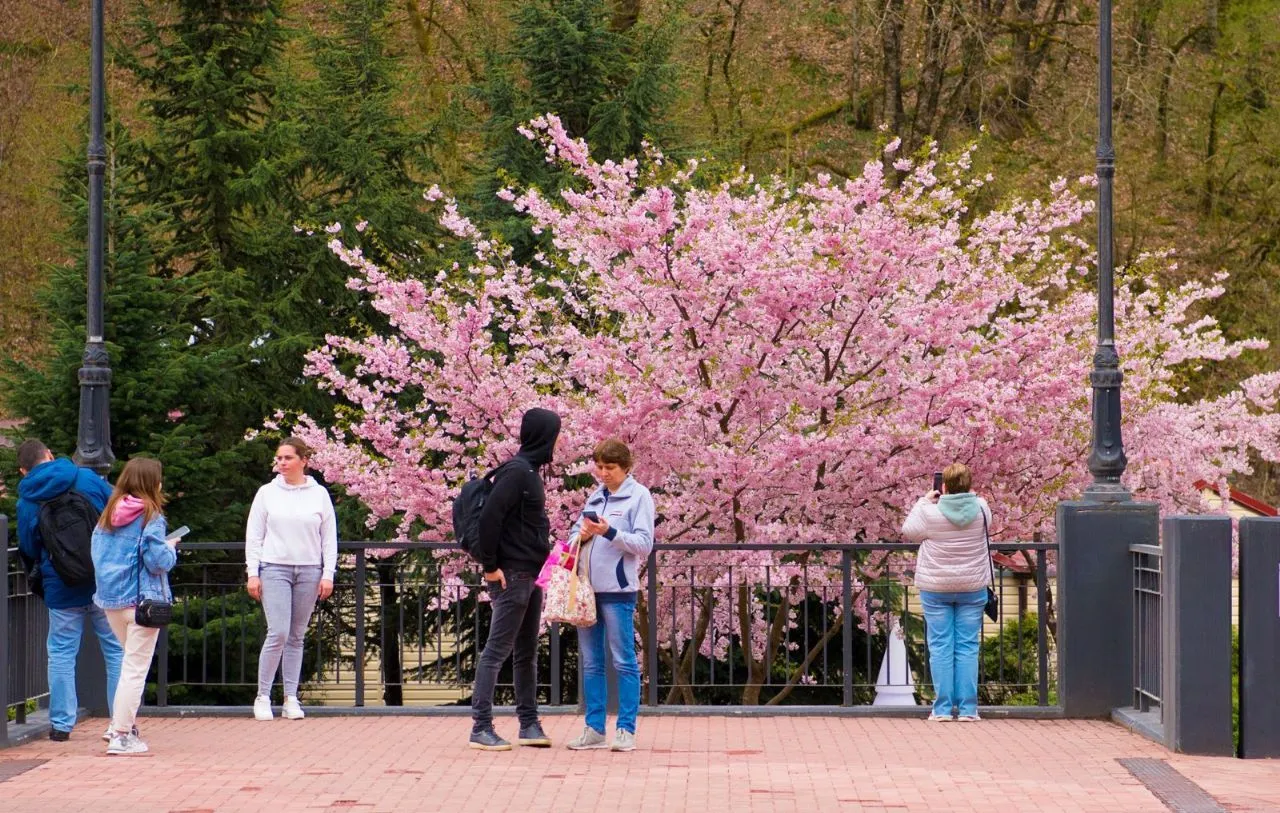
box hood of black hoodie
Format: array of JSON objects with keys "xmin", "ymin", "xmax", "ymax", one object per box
[{"xmin": 517, "ymin": 407, "xmax": 561, "ymax": 468}]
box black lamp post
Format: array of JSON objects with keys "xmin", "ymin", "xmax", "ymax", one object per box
[
  {"xmin": 1084, "ymin": 0, "xmax": 1128, "ymax": 502},
  {"xmin": 74, "ymin": 0, "xmax": 115, "ymax": 476}
]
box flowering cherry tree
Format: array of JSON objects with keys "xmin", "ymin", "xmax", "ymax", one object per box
[{"xmin": 291, "ymin": 116, "xmax": 1280, "ymax": 702}]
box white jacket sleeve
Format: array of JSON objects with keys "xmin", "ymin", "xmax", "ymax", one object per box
[
  {"xmin": 320, "ymin": 489, "xmax": 338, "ymax": 581},
  {"xmin": 901, "ymin": 498, "xmax": 932, "ymax": 542},
  {"xmin": 245, "ymin": 488, "xmax": 267, "ymax": 578}
]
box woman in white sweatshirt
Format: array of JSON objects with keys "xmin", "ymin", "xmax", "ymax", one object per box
[
  {"xmin": 245, "ymin": 437, "xmax": 337, "ymax": 721},
  {"xmin": 901, "ymin": 462, "xmax": 993, "ymax": 722}
]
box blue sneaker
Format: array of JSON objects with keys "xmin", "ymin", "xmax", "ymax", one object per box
[{"xmin": 469, "ymin": 728, "xmax": 512, "ymax": 751}]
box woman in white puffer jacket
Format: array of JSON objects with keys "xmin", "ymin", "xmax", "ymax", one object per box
[{"xmin": 901, "ymin": 463, "xmax": 993, "ymax": 722}]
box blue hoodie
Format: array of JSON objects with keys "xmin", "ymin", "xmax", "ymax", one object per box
[{"xmin": 17, "ymin": 457, "xmax": 113, "ymax": 610}]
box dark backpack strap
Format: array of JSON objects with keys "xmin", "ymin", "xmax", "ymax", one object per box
[{"xmin": 983, "ymin": 512, "xmax": 995, "ymax": 585}]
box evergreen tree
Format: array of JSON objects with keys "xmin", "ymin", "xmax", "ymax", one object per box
[
  {"xmin": 1, "ymin": 122, "xmax": 199, "ymax": 491},
  {"xmin": 109, "ymin": 0, "xmax": 298, "ymax": 539},
  {"xmin": 472, "ymin": 0, "xmax": 676, "ymax": 258},
  {"xmin": 4, "ymin": 0, "xmax": 442, "ymax": 541}
]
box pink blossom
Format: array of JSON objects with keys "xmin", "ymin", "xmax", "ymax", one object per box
[{"xmin": 287, "ymin": 125, "xmax": 1280, "ymax": 689}]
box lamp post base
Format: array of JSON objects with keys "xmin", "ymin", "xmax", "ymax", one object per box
[{"xmin": 1083, "ymin": 481, "xmax": 1132, "ymax": 503}]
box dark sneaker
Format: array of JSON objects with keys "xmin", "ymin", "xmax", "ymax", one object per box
[
  {"xmin": 49, "ymin": 729, "xmax": 70, "ymax": 742},
  {"xmin": 517, "ymin": 721, "xmax": 551, "ymax": 747},
  {"xmin": 469, "ymin": 728, "xmax": 512, "ymax": 751}
]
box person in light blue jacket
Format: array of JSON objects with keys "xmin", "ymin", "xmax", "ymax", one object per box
[
  {"xmin": 92, "ymin": 457, "xmax": 177, "ymax": 755},
  {"xmin": 564, "ymin": 439, "xmax": 655, "ymax": 753}
]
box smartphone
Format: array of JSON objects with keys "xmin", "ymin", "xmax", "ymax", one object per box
[
  {"xmin": 932, "ymin": 472, "xmax": 943, "ymax": 493},
  {"xmin": 166, "ymin": 525, "xmax": 190, "ymax": 544},
  {"xmin": 583, "ymin": 510, "xmax": 599, "ymax": 522}
]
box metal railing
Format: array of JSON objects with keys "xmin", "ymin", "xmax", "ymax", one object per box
[
  {"xmin": 1129, "ymin": 543, "xmax": 1162, "ymax": 714},
  {"xmin": 153, "ymin": 539, "xmax": 1057, "ymax": 709},
  {"xmin": 4, "ymin": 521, "xmax": 53, "ymax": 734}
]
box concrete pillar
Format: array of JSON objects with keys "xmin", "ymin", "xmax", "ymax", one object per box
[
  {"xmin": 1239, "ymin": 517, "xmax": 1280, "ymax": 758},
  {"xmin": 1056, "ymin": 500, "xmax": 1159, "ymax": 717},
  {"xmin": 1161, "ymin": 515, "xmax": 1233, "ymax": 755}
]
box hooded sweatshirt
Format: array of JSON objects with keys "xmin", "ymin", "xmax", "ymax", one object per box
[
  {"xmin": 475, "ymin": 408, "xmax": 561, "ymax": 575},
  {"xmin": 245, "ymin": 475, "xmax": 338, "ymax": 581},
  {"xmin": 113, "ymin": 495, "xmax": 146, "ymax": 527},
  {"xmin": 16, "ymin": 457, "xmax": 113, "ymax": 609},
  {"xmin": 901, "ymin": 491, "xmax": 993, "ymax": 593}
]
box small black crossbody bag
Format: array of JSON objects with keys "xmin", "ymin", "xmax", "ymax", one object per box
[{"xmin": 134, "ymin": 529, "xmax": 173, "ymax": 628}]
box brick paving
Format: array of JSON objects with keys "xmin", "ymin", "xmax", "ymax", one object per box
[{"xmin": 2, "ymin": 716, "xmax": 1278, "ymax": 812}]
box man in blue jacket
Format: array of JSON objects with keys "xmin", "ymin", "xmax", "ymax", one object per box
[{"xmin": 16, "ymin": 438, "xmax": 122, "ymax": 741}]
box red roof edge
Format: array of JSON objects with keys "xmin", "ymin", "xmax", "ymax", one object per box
[{"xmin": 1194, "ymin": 480, "xmax": 1278, "ymax": 517}]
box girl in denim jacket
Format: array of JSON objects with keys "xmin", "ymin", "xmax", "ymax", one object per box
[{"xmin": 92, "ymin": 457, "xmax": 177, "ymax": 755}]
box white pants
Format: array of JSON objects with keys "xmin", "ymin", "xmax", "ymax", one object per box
[{"xmin": 105, "ymin": 608, "xmax": 160, "ymax": 733}]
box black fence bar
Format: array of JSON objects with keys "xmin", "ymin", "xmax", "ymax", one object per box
[
  {"xmin": 645, "ymin": 549, "xmax": 658, "ymax": 706},
  {"xmin": 354, "ymin": 548, "xmax": 366, "ymax": 708},
  {"xmin": 157, "ymin": 629, "xmax": 168, "ymax": 707},
  {"xmin": 1129, "ymin": 543, "xmax": 1162, "ymax": 714},
  {"xmin": 1, "ymin": 522, "xmax": 9, "ymax": 743},
  {"xmin": 1037, "ymin": 548, "xmax": 1049, "ymax": 706},
  {"xmin": 5, "ymin": 529, "xmax": 51, "ymax": 732},
  {"xmin": 841, "ymin": 549, "xmax": 853, "ymax": 706}
]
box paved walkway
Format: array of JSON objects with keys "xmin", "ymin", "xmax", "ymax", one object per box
[{"xmin": 2, "ymin": 716, "xmax": 1278, "ymax": 812}]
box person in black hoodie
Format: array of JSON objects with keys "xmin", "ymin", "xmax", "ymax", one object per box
[{"xmin": 470, "ymin": 407, "xmax": 561, "ymax": 751}]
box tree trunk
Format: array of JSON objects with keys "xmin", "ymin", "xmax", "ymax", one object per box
[
  {"xmin": 910, "ymin": 0, "xmax": 952, "ymax": 148},
  {"xmin": 377, "ymin": 560, "xmax": 403, "ymax": 706},
  {"xmin": 1202, "ymin": 80, "xmax": 1226, "ymax": 216},
  {"xmin": 610, "ymin": 0, "xmax": 641, "ymax": 33},
  {"xmin": 847, "ymin": 0, "xmax": 873, "ymax": 129},
  {"xmin": 1129, "ymin": 0, "xmax": 1164, "ymax": 67},
  {"xmin": 878, "ymin": 0, "xmax": 906, "ymax": 137}
]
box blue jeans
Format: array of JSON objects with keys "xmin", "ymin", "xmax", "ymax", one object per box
[
  {"xmin": 919, "ymin": 589, "xmax": 987, "ymax": 718},
  {"xmin": 580, "ymin": 593, "xmax": 640, "ymax": 735},
  {"xmin": 47, "ymin": 605, "xmax": 124, "ymax": 733}
]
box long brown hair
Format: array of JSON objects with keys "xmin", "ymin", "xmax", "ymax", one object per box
[{"xmin": 99, "ymin": 457, "xmax": 167, "ymax": 530}]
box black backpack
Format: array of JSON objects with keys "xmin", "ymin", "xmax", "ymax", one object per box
[
  {"xmin": 452, "ymin": 466, "xmax": 502, "ymax": 562},
  {"xmin": 452, "ymin": 461, "xmax": 529, "ymax": 562},
  {"xmin": 37, "ymin": 489, "xmax": 100, "ymax": 587}
]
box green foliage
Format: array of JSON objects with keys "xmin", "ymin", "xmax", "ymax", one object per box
[
  {"xmin": 2, "ymin": 0, "xmax": 442, "ymax": 542},
  {"xmin": 1233, "ymin": 624, "xmax": 1239, "ymax": 751},
  {"xmin": 978, "ymin": 612, "xmax": 1051, "ymax": 705},
  {"xmin": 471, "ymin": 0, "xmax": 676, "ymax": 259},
  {"xmin": 159, "ymin": 591, "xmax": 268, "ymax": 705}
]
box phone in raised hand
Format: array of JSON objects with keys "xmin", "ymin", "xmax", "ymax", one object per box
[
  {"xmin": 165, "ymin": 525, "xmax": 190, "ymax": 545},
  {"xmin": 583, "ymin": 510, "xmax": 599, "ymax": 523},
  {"xmin": 932, "ymin": 472, "xmax": 943, "ymax": 493}
]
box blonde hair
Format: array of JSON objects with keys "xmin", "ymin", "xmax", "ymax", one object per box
[
  {"xmin": 100, "ymin": 457, "xmax": 167, "ymax": 530},
  {"xmin": 942, "ymin": 463, "xmax": 972, "ymax": 494}
]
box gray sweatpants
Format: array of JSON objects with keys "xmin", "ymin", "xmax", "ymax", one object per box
[{"xmin": 257, "ymin": 563, "xmax": 322, "ymax": 698}]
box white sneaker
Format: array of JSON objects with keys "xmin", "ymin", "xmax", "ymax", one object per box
[
  {"xmin": 282, "ymin": 696, "xmax": 305, "ymax": 720},
  {"xmin": 253, "ymin": 695, "xmax": 274, "ymax": 721},
  {"xmin": 565, "ymin": 725, "xmax": 608, "ymax": 750},
  {"xmin": 106, "ymin": 732, "xmax": 149, "ymax": 755},
  {"xmin": 103, "ymin": 724, "xmax": 139, "ymax": 742},
  {"xmin": 611, "ymin": 729, "xmax": 636, "ymax": 752}
]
